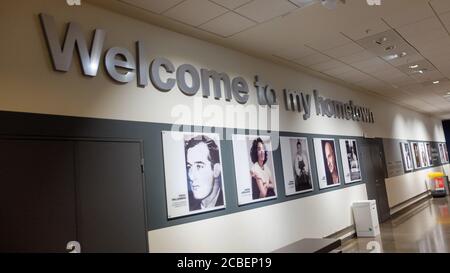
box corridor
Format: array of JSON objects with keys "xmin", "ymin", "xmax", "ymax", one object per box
[{"xmin": 343, "ymin": 197, "xmax": 450, "ymax": 253}]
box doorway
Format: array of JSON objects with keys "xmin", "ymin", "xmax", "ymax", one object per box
[
  {"xmin": 360, "ymin": 138, "xmax": 391, "ymax": 223},
  {"xmin": 0, "ymin": 137, "xmax": 148, "ymax": 253}
]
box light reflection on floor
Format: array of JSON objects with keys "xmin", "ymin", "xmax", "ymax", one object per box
[{"xmin": 342, "ymin": 196, "xmax": 450, "ymax": 253}]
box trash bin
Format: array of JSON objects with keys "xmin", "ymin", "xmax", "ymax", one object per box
[
  {"xmin": 427, "ymin": 172, "xmax": 447, "ymax": 198},
  {"xmin": 352, "ymin": 200, "xmax": 380, "ymax": 238}
]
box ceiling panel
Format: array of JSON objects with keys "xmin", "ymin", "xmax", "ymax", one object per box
[
  {"xmin": 322, "ymin": 64, "xmax": 355, "ymax": 77},
  {"xmin": 435, "ymin": 11, "xmax": 450, "ymax": 31},
  {"xmin": 334, "ymin": 69, "xmax": 372, "ymax": 83},
  {"xmin": 234, "ymin": 0, "xmax": 298, "ymax": 23},
  {"xmin": 353, "ymin": 78, "xmax": 391, "ymax": 92},
  {"xmin": 96, "ymin": 0, "xmax": 450, "ymax": 118},
  {"xmin": 273, "ymin": 45, "xmax": 316, "ymax": 60},
  {"xmin": 400, "ymin": 84, "xmax": 425, "ymax": 93},
  {"xmin": 371, "ymin": 88, "xmax": 409, "ymax": 100},
  {"xmin": 385, "ymin": 75, "xmax": 417, "ymax": 86},
  {"xmin": 323, "ymin": 42, "xmax": 365, "ymax": 59},
  {"xmin": 381, "ymin": 0, "xmax": 435, "ymax": 28},
  {"xmin": 306, "ymin": 33, "xmax": 350, "ymax": 51},
  {"xmin": 350, "ymin": 58, "xmax": 388, "ymax": 73},
  {"xmin": 120, "ymin": 0, "xmax": 184, "ymax": 14},
  {"xmin": 397, "ymin": 17, "xmax": 444, "ymax": 36},
  {"xmin": 210, "ymin": 0, "xmax": 253, "ymax": 10},
  {"xmin": 397, "ymin": 18, "xmax": 448, "ymax": 50},
  {"xmin": 164, "ymin": 0, "xmax": 228, "ymax": 26},
  {"xmin": 293, "ymin": 53, "xmax": 331, "ymax": 67},
  {"xmin": 372, "ymin": 68, "xmax": 406, "ymax": 82},
  {"xmin": 341, "ymin": 18, "xmax": 390, "ymax": 41},
  {"xmin": 338, "ymin": 50, "xmax": 376, "ymax": 64},
  {"xmin": 430, "ymin": 0, "xmax": 450, "ymax": 14},
  {"xmin": 309, "ymin": 60, "xmax": 345, "ymax": 72},
  {"xmin": 199, "ymin": 11, "xmax": 256, "ymax": 37},
  {"xmin": 421, "ymin": 36, "xmax": 450, "ymax": 52}
]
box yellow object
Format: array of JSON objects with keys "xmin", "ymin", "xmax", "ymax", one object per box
[{"xmin": 428, "ymin": 172, "xmax": 445, "ymax": 179}]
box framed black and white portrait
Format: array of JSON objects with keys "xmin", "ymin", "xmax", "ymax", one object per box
[
  {"xmin": 314, "ymin": 138, "xmax": 340, "ymax": 189},
  {"xmin": 444, "ymin": 143, "xmax": 449, "ymax": 163},
  {"xmin": 280, "ymin": 137, "xmax": 313, "ymax": 196},
  {"xmin": 440, "ymin": 143, "xmax": 449, "ymax": 163},
  {"xmin": 162, "ymin": 131, "xmax": 226, "ymax": 219},
  {"xmin": 339, "ymin": 139, "xmax": 361, "ymax": 184},
  {"xmin": 425, "ymin": 143, "xmax": 433, "ymax": 167},
  {"xmin": 411, "ymin": 142, "xmax": 422, "ymax": 169},
  {"xmin": 401, "ymin": 142, "xmax": 414, "ymax": 172},
  {"xmin": 232, "ymin": 134, "xmax": 277, "ymax": 205},
  {"xmin": 418, "ymin": 142, "xmax": 428, "ymax": 167}
]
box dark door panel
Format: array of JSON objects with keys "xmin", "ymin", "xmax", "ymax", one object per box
[
  {"xmin": 360, "ymin": 138, "xmax": 390, "ymax": 223},
  {"xmin": 75, "ymin": 141, "xmax": 147, "ymax": 253},
  {"xmin": 0, "ymin": 139, "xmax": 77, "ymax": 252}
]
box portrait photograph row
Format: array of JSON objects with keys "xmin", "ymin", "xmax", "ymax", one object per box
[
  {"xmin": 161, "ymin": 131, "xmax": 362, "ymax": 219},
  {"xmin": 401, "ymin": 141, "xmax": 449, "ymax": 172}
]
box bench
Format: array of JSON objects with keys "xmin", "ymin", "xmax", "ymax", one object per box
[{"xmin": 272, "ymin": 238, "xmax": 342, "ymax": 253}]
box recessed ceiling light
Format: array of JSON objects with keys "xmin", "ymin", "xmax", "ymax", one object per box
[
  {"xmin": 409, "ymin": 64, "xmax": 419, "ymax": 69},
  {"xmin": 412, "ymin": 69, "xmax": 427, "ymax": 74},
  {"xmin": 433, "ymin": 80, "xmax": 440, "ymax": 84},
  {"xmin": 385, "ymin": 54, "xmax": 399, "ymax": 60},
  {"xmin": 375, "ymin": 37, "xmax": 388, "ymax": 45},
  {"xmin": 387, "ymin": 51, "xmax": 408, "ymax": 60}
]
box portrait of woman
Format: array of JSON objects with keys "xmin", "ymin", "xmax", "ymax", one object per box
[
  {"xmin": 232, "ymin": 134, "xmax": 278, "ymax": 205},
  {"xmin": 250, "ymin": 137, "xmax": 276, "ymax": 200}
]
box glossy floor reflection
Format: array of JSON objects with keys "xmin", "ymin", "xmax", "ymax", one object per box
[{"xmin": 342, "ymin": 196, "xmax": 450, "ymax": 253}]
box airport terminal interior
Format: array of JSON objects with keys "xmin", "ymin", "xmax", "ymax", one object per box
[{"xmin": 3, "ymin": 0, "xmax": 450, "ymax": 254}]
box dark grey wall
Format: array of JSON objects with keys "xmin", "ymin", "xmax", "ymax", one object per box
[
  {"xmin": 0, "ymin": 111, "xmax": 368, "ymax": 231},
  {"xmin": 382, "ymin": 138, "xmax": 446, "ymax": 178}
]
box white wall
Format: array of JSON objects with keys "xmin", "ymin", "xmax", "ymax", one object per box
[
  {"xmin": 386, "ymin": 167, "xmax": 441, "ymax": 212},
  {"xmin": 0, "ymin": 1, "xmax": 447, "ymax": 252},
  {"xmin": 0, "ymin": 1, "xmax": 445, "ymax": 141},
  {"xmin": 148, "ymin": 184, "xmax": 367, "ymax": 253}
]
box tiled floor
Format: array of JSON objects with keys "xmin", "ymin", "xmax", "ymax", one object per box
[{"xmin": 342, "ymin": 196, "xmax": 450, "ymax": 253}]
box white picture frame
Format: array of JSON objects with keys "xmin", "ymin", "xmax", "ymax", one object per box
[
  {"xmin": 280, "ymin": 137, "xmax": 313, "ymax": 196},
  {"xmin": 313, "ymin": 138, "xmax": 341, "ymax": 189},
  {"xmin": 162, "ymin": 131, "xmax": 226, "ymax": 219},
  {"xmin": 339, "ymin": 139, "xmax": 362, "ymax": 184},
  {"xmin": 232, "ymin": 134, "xmax": 278, "ymax": 205}
]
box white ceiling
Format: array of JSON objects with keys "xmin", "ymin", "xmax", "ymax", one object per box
[{"xmin": 87, "ymin": 0, "xmax": 450, "ymax": 119}]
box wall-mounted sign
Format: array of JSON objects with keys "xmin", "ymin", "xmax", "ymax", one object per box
[
  {"xmin": 284, "ymin": 89, "xmax": 374, "ymax": 123},
  {"xmin": 39, "ymin": 13, "xmax": 374, "ymax": 124}
]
